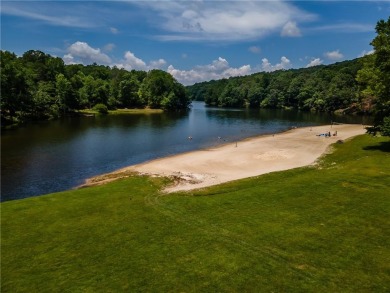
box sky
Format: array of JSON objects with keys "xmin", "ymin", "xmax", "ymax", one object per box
[{"xmin": 1, "ymin": 1, "xmax": 389, "ymax": 85}]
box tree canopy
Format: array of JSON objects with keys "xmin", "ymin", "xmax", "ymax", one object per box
[
  {"xmin": 1, "ymin": 50, "xmax": 191, "ymax": 126},
  {"xmin": 356, "ymin": 17, "xmax": 390, "ymax": 135}
]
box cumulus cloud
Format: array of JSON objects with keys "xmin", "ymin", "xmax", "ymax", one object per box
[
  {"xmin": 122, "ymin": 51, "xmax": 147, "ymax": 70},
  {"xmin": 64, "ymin": 41, "xmax": 111, "ymax": 65},
  {"xmin": 167, "ymin": 57, "xmax": 252, "ymax": 85},
  {"xmin": 324, "ymin": 49, "xmax": 343, "ymax": 61},
  {"xmin": 249, "ymin": 46, "xmax": 261, "ymax": 54},
  {"xmin": 306, "ymin": 58, "xmax": 323, "ymax": 68},
  {"xmin": 136, "ymin": 1, "xmax": 314, "ymax": 41},
  {"xmin": 149, "ymin": 59, "xmax": 167, "ymax": 69},
  {"xmin": 281, "ymin": 21, "xmax": 301, "ymax": 37},
  {"xmin": 63, "ymin": 54, "xmax": 75, "ymax": 65},
  {"xmin": 261, "ymin": 56, "xmax": 292, "ymax": 72},
  {"xmin": 63, "ymin": 41, "xmax": 168, "ymax": 72},
  {"xmin": 115, "ymin": 51, "xmax": 167, "ymax": 71}
]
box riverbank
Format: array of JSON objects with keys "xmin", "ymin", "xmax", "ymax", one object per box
[{"xmin": 85, "ymin": 124, "xmax": 366, "ymax": 191}]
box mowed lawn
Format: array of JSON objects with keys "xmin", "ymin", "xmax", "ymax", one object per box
[{"xmin": 2, "ymin": 135, "xmax": 389, "ymax": 292}]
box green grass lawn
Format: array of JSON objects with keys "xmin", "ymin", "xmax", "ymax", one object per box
[{"xmin": 2, "ymin": 135, "xmax": 389, "ymax": 292}]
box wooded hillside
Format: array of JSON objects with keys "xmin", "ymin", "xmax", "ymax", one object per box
[{"xmin": 187, "ymin": 58, "xmax": 370, "ymax": 114}]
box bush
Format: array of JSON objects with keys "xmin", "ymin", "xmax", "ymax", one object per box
[
  {"xmin": 380, "ymin": 116, "xmax": 390, "ymax": 136},
  {"xmin": 93, "ymin": 103, "xmax": 108, "ymax": 114}
]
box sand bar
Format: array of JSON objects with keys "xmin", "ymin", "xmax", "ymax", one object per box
[{"xmin": 86, "ymin": 124, "xmax": 366, "ymax": 192}]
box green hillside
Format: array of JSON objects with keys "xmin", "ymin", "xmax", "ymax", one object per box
[{"xmin": 187, "ymin": 58, "xmax": 369, "ymax": 114}]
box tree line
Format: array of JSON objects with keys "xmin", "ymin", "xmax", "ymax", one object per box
[
  {"xmin": 188, "ymin": 58, "xmax": 364, "ymax": 113},
  {"xmin": 1, "ymin": 50, "xmax": 190, "ymax": 126}
]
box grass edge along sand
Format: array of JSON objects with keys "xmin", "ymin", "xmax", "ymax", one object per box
[{"xmin": 2, "ymin": 134, "xmax": 390, "ymax": 292}]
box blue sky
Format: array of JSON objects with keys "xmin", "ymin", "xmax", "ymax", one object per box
[{"xmin": 1, "ymin": 1, "xmax": 389, "ymax": 85}]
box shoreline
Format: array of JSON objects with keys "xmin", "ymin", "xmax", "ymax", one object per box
[{"xmin": 83, "ymin": 124, "xmax": 366, "ymax": 192}]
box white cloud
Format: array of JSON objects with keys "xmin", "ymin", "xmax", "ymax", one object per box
[
  {"xmin": 63, "ymin": 54, "xmax": 75, "ymax": 65},
  {"xmin": 324, "ymin": 49, "xmax": 344, "ymax": 61},
  {"xmin": 306, "ymin": 58, "xmax": 323, "ymax": 68},
  {"xmin": 2, "ymin": 2, "xmax": 97, "ymax": 28},
  {"xmin": 249, "ymin": 46, "xmax": 261, "ymax": 54},
  {"xmin": 149, "ymin": 59, "xmax": 167, "ymax": 69},
  {"xmin": 261, "ymin": 56, "xmax": 292, "ymax": 72},
  {"xmin": 309, "ymin": 23, "xmax": 373, "ymax": 33},
  {"xmin": 359, "ymin": 49, "xmax": 375, "ymax": 57},
  {"xmin": 137, "ymin": 1, "xmax": 315, "ymax": 41},
  {"xmin": 115, "ymin": 51, "xmax": 167, "ymax": 71},
  {"xmin": 123, "ymin": 51, "xmax": 148, "ymax": 70},
  {"xmin": 64, "ymin": 41, "xmax": 111, "ymax": 65},
  {"xmin": 281, "ymin": 21, "xmax": 301, "ymax": 37},
  {"xmin": 167, "ymin": 57, "xmax": 252, "ymax": 85}
]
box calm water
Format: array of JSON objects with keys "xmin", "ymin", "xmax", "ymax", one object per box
[{"xmin": 1, "ymin": 102, "xmax": 367, "ymax": 201}]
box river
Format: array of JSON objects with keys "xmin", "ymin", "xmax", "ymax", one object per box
[{"xmin": 1, "ymin": 102, "xmax": 367, "ymax": 201}]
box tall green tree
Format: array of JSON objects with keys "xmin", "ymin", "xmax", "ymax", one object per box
[
  {"xmin": 32, "ymin": 81, "xmax": 56, "ymax": 119},
  {"xmin": 139, "ymin": 69, "xmax": 190, "ymax": 110},
  {"xmin": 55, "ymin": 73, "xmax": 72, "ymax": 114},
  {"xmin": 118, "ymin": 73, "xmax": 142, "ymax": 108},
  {"xmin": 357, "ymin": 17, "xmax": 390, "ymax": 135}
]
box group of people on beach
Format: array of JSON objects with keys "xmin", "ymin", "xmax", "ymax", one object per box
[{"xmin": 317, "ymin": 131, "xmax": 337, "ymax": 137}]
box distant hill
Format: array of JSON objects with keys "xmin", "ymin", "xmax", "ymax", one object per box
[{"xmin": 187, "ymin": 58, "xmax": 372, "ymax": 114}]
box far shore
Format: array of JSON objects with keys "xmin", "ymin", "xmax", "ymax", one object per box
[{"xmin": 84, "ymin": 124, "xmax": 367, "ymax": 191}]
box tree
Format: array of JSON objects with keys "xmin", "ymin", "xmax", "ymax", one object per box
[
  {"xmin": 55, "ymin": 73, "xmax": 71, "ymax": 113},
  {"xmin": 118, "ymin": 73, "xmax": 142, "ymax": 108},
  {"xmin": 139, "ymin": 69, "xmax": 190, "ymax": 110},
  {"xmin": 357, "ymin": 17, "xmax": 390, "ymax": 135},
  {"xmin": 32, "ymin": 81, "xmax": 56, "ymax": 119}
]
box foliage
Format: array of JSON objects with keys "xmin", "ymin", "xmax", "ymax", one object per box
[
  {"xmin": 139, "ymin": 69, "xmax": 190, "ymax": 110},
  {"xmin": 380, "ymin": 116, "xmax": 390, "ymax": 136},
  {"xmin": 0, "ymin": 51, "xmax": 190, "ymax": 127},
  {"xmin": 2, "ymin": 135, "xmax": 389, "ymax": 292},
  {"xmin": 93, "ymin": 103, "xmax": 109, "ymax": 114},
  {"xmin": 187, "ymin": 59, "xmax": 363, "ymax": 113},
  {"xmin": 357, "ymin": 17, "xmax": 390, "ymax": 136}
]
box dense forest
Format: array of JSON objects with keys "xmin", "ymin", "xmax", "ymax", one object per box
[
  {"xmin": 1, "ymin": 50, "xmax": 190, "ymax": 126},
  {"xmin": 187, "ymin": 58, "xmax": 368, "ymax": 114}
]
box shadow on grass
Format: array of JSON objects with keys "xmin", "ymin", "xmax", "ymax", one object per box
[{"xmin": 363, "ymin": 140, "xmax": 390, "ymax": 152}]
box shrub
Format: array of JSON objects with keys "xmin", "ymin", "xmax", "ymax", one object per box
[{"xmin": 93, "ymin": 103, "xmax": 108, "ymax": 114}]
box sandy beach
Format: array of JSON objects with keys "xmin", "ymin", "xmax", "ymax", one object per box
[{"xmin": 86, "ymin": 124, "xmax": 366, "ymax": 192}]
